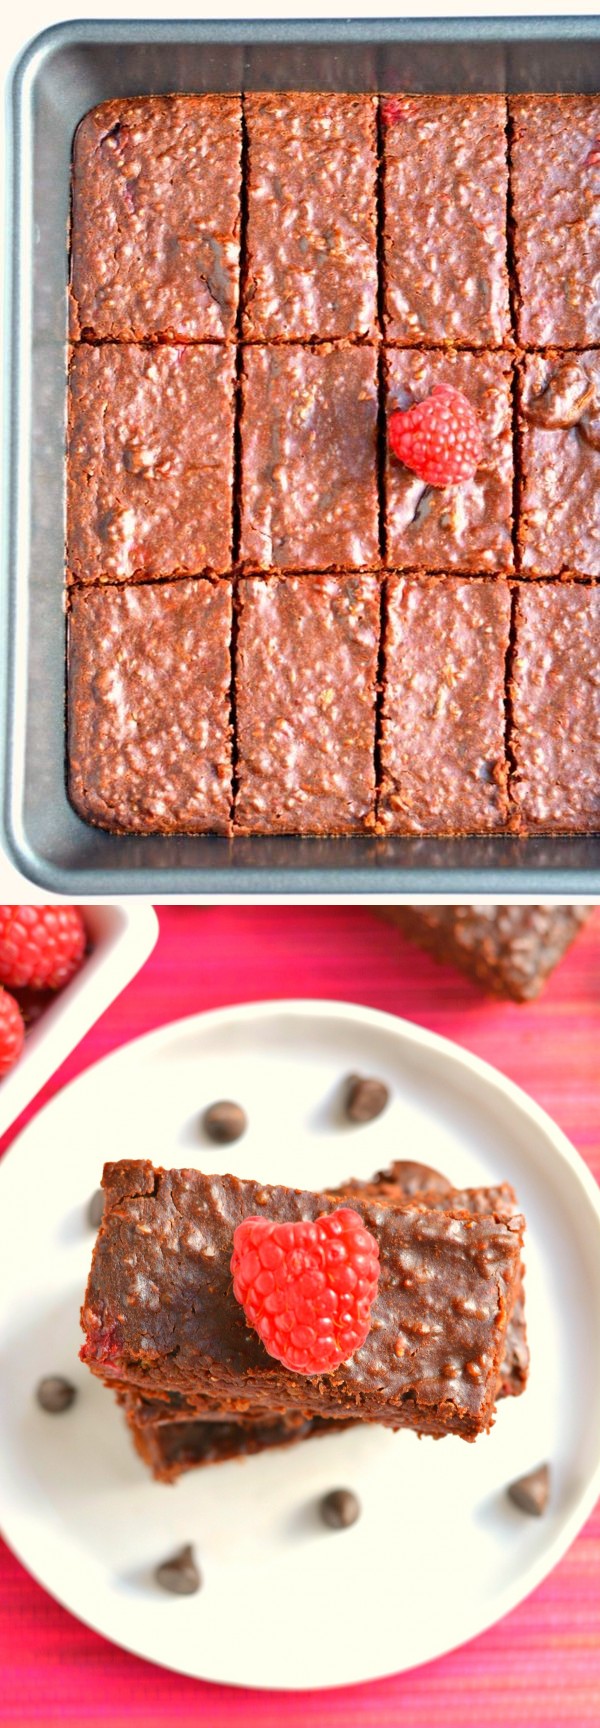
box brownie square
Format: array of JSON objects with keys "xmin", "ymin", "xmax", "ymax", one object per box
[
  {"xmin": 510, "ymin": 96, "xmax": 600, "ymax": 348},
  {"xmin": 385, "ymin": 350, "xmax": 514, "ymax": 572},
  {"xmin": 68, "ymin": 580, "xmax": 233, "ymax": 834},
  {"xmin": 517, "ymin": 353, "xmax": 600, "ymax": 577},
  {"xmin": 242, "ymin": 93, "xmax": 378, "ymax": 341},
  {"xmin": 382, "ymin": 95, "xmax": 511, "ymax": 347},
  {"xmin": 70, "ymin": 95, "xmax": 242, "ymax": 341},
  {"xmin": 67, "ymin": 344, "xmax": 235, "ymax": 582},
  {"xmin": 510, "ymin": 584, "xmax": 599, "ymax": 835},
  {"xmin": 379, "ymin": 577, "xmax": 511, "ymax": 834},
  {"xmin": 239, "ymin": 345, "xmax": 379, "ymax": 571},
  {"xmin": 235, "ymin": 575, "xmax": 380, "ymax": 834},
  {"xmin": 378, "ymin": 906, "xmax": 593, "ymax": 1001}
]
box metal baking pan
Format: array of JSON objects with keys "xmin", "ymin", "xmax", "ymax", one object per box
[{"xmin": 3, "ymin": 16, "xmax": 599, "ymax": 896}]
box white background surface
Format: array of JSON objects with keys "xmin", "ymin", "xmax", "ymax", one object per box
[
  {"xmin": 1, "ymin": 998, "xmax": 600, "ymax": 1688},
  {"xmin": 1, "ymin": 0, "xmax": 597, "ymax": 901}
]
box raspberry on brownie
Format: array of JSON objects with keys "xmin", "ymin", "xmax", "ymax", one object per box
[
  {"xmin": 69, "ymin": 95, "xmax": 242, "ymax": 341},
  {"xmin": 67, "ymin": 344, "xmax": 236, "ymax": 582},
  {"xmin": 238, "ymin": 345, "xmax": 379, "ymax": 571},
  {"xmin": 382, "ymin": 94, "xmax": 511, "ymax": 347},
  {"xmin": 384, "ymin": 350, "xmax": 514, "ymax": 572},
  {"xmin": 81, "ymin": 1159, "xmax": 524, "ymax": 1441},
  {"xmin": 510, "ymin": 95, "xmax": 600, "ymax": 348},
  {"xmin": 68, "ymin": 580, "xmax": 233, "ymax": 834},
  {"xmin": 234, "ymin": 575, "xmax": 380, "ymax": 835},
  {"xmin": 378, "ymin": 577, "xmax": 511, "ymax": 835},
  {"xmin": 243, "ymin": 93, "xmax": 379, "ymax": 341}
]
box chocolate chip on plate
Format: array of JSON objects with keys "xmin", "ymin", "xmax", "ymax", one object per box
[
  {"xmin": 155, "ymin": 1544, "xmax": 202, "ymax": 1595},
  {"xmin": 345, "ymin": 1075, "xmax": 390, "ymax": 1125},
  {"xmin": 36, "ymin": 1375, "xmax": 77, "ymax": 1414},
  {"xmin": 507, "ymin": 1463, "xmax": 550, "ymax": 1517},
  {"xmin": 203, "ymin": 1100, "xmax": 247, "ymax": 1144},
  {"xmin": 87, "ymin": 1189, "xmax": 105, "ymax": 1229},
  {"xmin": 320, "ymin": 1488, "xmax": 361, "ymax": 1530},
  {"xmin": 387, "ymin": 1160, "xmax": 453, "ymax": 1197}
]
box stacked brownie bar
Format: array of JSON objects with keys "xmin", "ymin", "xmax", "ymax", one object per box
[
  {"xmin": 67, "ymin": 92, "xmax": 599, "ymax": 837},
  {"xmin": 80, "ymin": 1157, "xmax": 527, "ymax": 1481}
]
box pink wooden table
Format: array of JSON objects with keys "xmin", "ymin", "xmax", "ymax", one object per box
[{"xmin": 1, "ymin": 906, "xmax": 599, "ymax": 1727}]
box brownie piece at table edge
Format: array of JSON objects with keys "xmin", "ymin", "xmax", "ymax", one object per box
[
  {"xmin": 377, "ymin": 577, "xmax": 511, "ymax": 836},
  {"xmin": 68, "ymin": 581, "xmax": 233, "ymax": 836},
  {"xmin": 382, "ymin": 93, "xmax": 511, "ymax": 347},
  {"xmin": 509, "ymin": 585, "xmax": 600, "ymax": 835},
  {"xmin": 377, "ymin": 906, "xmax": 595, "ymax": 1001},
  {"xmin": 234, "ymin": 575, "xmax": 380, "ymax": 836},
  {"xmin": 125, "ymin": 1401, "xmax": 356, "ymax": 1482},
  {"xmin": 516, "ymin": 353, "xmax": 600, "ymax": 578},
  {"xmin": 69, "ymin": 94, "xmax": 241, "ymax": 342},
  {"xmin": 80, "ymin": 1160, "xmax": 523, "ymax": 1440},
  {"xmin": 67, "ymin": 343, "xmax": 236, "ymax": 584},
  {"xmin": 243, "ymin": 93, "xmax": 378, "ymax": 342},
  {"xmin": 238, "ymin": 344, "xmax": 379, "ymax": 572},
  {"xmin": 509, "ymin": 95, "xmax": 600, "ymax": 348},
  {"xmin": 384, "ymin": 349, "xmax": 514, "ymax": 573}
]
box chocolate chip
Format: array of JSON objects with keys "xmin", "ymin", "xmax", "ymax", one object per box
[
  {"xmin": 155, "ymin": 1544, "xmax": 202, "ymax": 1595},
  {"xmin": 87, "ymin": 1189, "xmax": 105, "ymax": 1229},
  {"xmin": 345, "ymin": 1075, "xmax": 390, "ymax": 1124},
  {"xmin": 203, "ymin": 1100, "xmax": 247, "ymax": 1144},
  {"xmin": 386, "ymin": 1160, "xmax": 453, "ymax": 1197},
  {"xmin": 579, "ymin": 404, "xmax": 600, "ymax": 451},
  {"xmin": 36, "ymin": 1376, "xmax": 77, "ymax": 1414},
  {"xmin": 320, "ymin": 1489, "xmax": 361, "ymax": 1530},
  {"xmin": 507, "ymin": 1463, "xmax": 550, "ymax": 1517},
  {"xmin": 525, "ymin": 360, "xmax": 595, "ymax": 429}
]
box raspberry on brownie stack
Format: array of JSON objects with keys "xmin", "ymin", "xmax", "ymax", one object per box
[{"xmin": 80, "ymin": 1157, "xmax": 527, "ymax": 1481}]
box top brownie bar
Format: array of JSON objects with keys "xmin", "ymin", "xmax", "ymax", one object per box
[
  {"xmin": 242, "ymin": 93, "xmax": 379, "ymax": 341},
  {"xmin": 510, "ymin": 96, "xmax": 600, "ymax": 348},
  {"xmin": 69, "ymin": 95, "xmax": 242, "ymax": 341},
  {"xmin": 381, "ymin": 95, "xmax": 511, "ymax": 347},
  {"xmin": 81, "ymin": 1161, "xmax": 524, "ymax": 1441}
]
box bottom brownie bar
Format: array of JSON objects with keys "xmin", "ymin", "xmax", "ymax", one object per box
[
  {"xmin": 126, "ymin": 1403, "xmax": 353, "ymax": 1483},
  {"xmin": 379, "ymin": 904, "xmax": 593, "ymax": 1001}
]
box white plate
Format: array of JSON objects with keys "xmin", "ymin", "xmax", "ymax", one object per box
[
  {"xmin": 0, "ymin": 904, "xmax": 159, "ymax": 1136},
  {"xmin": 0, "ymin": 998, "xmax": 599, "ymax": 1692}
]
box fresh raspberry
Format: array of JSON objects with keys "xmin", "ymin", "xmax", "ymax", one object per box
[
  {"xmin": 0, "ymin": 906, "xmax": 87, "ymax": 991},
  {"xmin": 388, "ymin": 384, "xmax": 483, "ymax": 486},
  {"xmin": 231, "ymin": 1207, "xmax": 380, "ymax": 1376},
  {"xmin": 0, "ymin": 988, "xmax": 25, "ymax": 1078}
]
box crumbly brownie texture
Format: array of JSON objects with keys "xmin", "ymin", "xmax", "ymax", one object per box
[
  {"xmin": 68, "ymin": 581, "xmax": 233, "ymax": 834},
  {"xmin": 385, "ymin": 350, "xmax": 514, "ymax": 572},
  {"xmin": 379, "ymin": 578, "xmax": 511, "ymax": 835},
  {"xmin": 382, "ymin": 94, "xmax": 511, "ymax": 347},
  {"xmin": 239, "ymin": 345, "xmax": 379, "ymax": 571},
  {"xmin": 378, "ymin": 905, "xmax": 594, "ymax": 1001},
  {"xmin": 339, "ymin": 1164, "xmax": 528, "ymax": 1400},
  {"xmin": 67, "ymin": 344, "xmax": 235, "ymax": 582},
  {"xmin": 234, "ymin": 576, "xmax": 380, "ymax": 834},
  {"xmin": 510, "ymin": 96, "xmax": 600, "ymax": 348},
  {"xmin": 70, "ymin": 95, "xmax": 241, "ymax": 341},
  {"xmin": 510, "ymin": 585, "xmax": 600, "ymax": 835},
  {"xmin": 517, "ymin": 353, "xmax": 600, "ymax": 577},
  {"xmin": 81, "ymin": 1160, "xmax": 523, "ymax": 1440},
  {"xmin": 125, "ymin": 1403, "xmax": 352, "ymax": 1482},
  {"xmin": 243, "ymin": 93, "xmax": 378, "ymax": 341}
]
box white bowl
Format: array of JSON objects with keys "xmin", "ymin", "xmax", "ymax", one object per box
[{"xmin": 0, "ymin": 905, "xmax": 158, "ymax": 1136}]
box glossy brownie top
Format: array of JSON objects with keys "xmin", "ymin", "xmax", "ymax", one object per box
[
  {"xmin": 81, "ymin": 1160, "xmax": 523, "ymax": 1438},
  {"xmin": 70, "ymin": 94, "xmax": 242, "ymax": 341}
]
